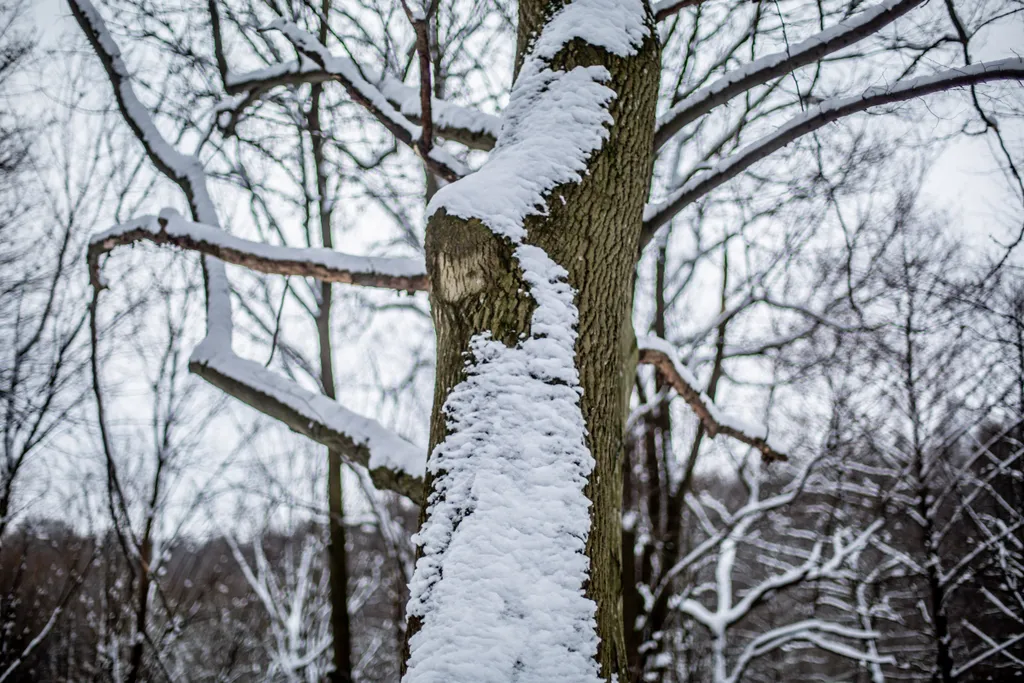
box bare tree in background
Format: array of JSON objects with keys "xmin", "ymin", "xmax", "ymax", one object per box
[
  {"xmin": 0, "ymin": 8, "xmax": 111, "ymax": 678},
  {"xmin": 646, "ymin": 455, "xmax": 890, "ymax": 683},
  {"xmin": 60, "ymin": 0, "xmax": 1024, "ymax": 679},
  {"xmin": 88, "ymin": 255, "xmax": 265, "ymax": 682},
  {"xmin": 0, "ymin": 0, "xmax": 70, "ymax": 549},
  {"xmin": 814, "ymin": 215, "xmax": 1024, "ymax": 681}
]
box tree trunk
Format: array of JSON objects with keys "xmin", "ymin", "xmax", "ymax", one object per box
[{"xmin": 418, "ymin": 2, "xmax": 660, "ymax": 678}]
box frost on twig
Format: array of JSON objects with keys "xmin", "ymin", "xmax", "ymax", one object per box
[{"xmin": 637, "ymin": 335, "xmax": 786, "ymax": 461}]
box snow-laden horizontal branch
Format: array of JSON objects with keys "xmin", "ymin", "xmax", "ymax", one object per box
[
  {"xmin": 654, "ymin": 0, "xmax": 926, "ymax": 150},
  {"xmin": 638, "ymin": 335, "xmax": 786, "ymax": 461},
  {"xmin": 188, "ymin": 339, "xmax": 426, "ymax": 504},
  {"xmin": 88, "ymin": 210, "xmax": 429, "ymax": 293},
  {"xmin": 724, "ymin": 520, "xmax": 881, "ymax": 624},
  {"xmin": 643, "ymin": 57, "xmax": 1024, "ymax": 242},
  {"xmin": 265, "ymin": 20, "xmax": 468, "ymax": 182},
  {"xmin": 86, "ymin": 210, "xmax": 429, "ymax": 504},
  {"xmin": 730, "ymin": 619, "xmax": 894, "ymax": 683},
  {"xmin": 377, "ymin": 77, "xmax": 499, "ymax": 151},
  {"xmin": 225, "ymin": 61, "xmax": 499, "ymax": 151}
]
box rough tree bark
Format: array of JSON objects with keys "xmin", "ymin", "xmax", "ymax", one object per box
[{"xmin": 420, "ymin": 1, "xmax": 660, "ymax": 677}]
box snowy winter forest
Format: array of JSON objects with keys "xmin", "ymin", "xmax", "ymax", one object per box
[{"xmin": 2, "ymin": 0, "xmax": 1024, "ymax": 680}]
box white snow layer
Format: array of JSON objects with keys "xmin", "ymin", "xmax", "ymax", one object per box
[
  {"xmin": 426, "ymin": 64, "xmax": 616, "ymax": 242},
  {"xmin": 533, "ymin": 0, "xmax": 648, "ymax": 59},
  {"xmin": 405, "ymin": 245, "xmax": 599, "ymax": 682},
  {"xmin": 405, "ymin": 3, "xmax": 649, "ymax": 681},
  {"xmin": 426, "ymin": 0, "xmax": 648, "ymax": 241}
]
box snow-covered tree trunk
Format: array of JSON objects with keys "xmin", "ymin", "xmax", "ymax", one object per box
[{"xmin": 410, "ymin": 2, "xmax": 659, "ymax": 678}]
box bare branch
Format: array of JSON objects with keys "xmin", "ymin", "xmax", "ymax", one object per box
[
  {"xmin": 88, "ymin": 210, "xmax": 429, "ymax": 293},
  {"xmin": 400, "ymin": 0, "xmax": 435, "ymax": 161},
  {"xmin": 655, "ymin": 0, "xmax": 927, "ymax": 151},
  {"xmin": 730, "ymin": 619, "xmax": 894, "ymax": 682},
  {"xmin": 638, "ymin": 336, "xmax": 787, "ymax": 461},
  {"xmin": 207, "ymin": 0, "xmax": 229, "ymax": 85},
  {"xmin": 644, "ymin": 58, "xmax": 1024, "ymax": 243}
]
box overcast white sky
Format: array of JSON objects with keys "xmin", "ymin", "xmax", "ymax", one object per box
[{"xmin": 920, "ymin": 19, "xmax": 1023, "ymax": 250}]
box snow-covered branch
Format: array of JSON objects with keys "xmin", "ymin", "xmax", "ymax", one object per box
[
  {"xmin": 226, "ymin": 533, "xmax": 333, "ymax": 681},
  {"xmin": 187, "ymin": 345, "xmax": 426, "ymax": 503},
  {"xmin": 638, "ymin": 335, "xmax": 786, "ymax": 461},
  {"xmin": 728, "ymin": 521, "xmax": 882, "ymax": 622},
  {"xmin": 0, "ymin": 606, "xmax": 64, "ymax": 683},
  {"xmin": 653, "ymin": 0, "xmax": 704, "ymax": 22},
  {"xmin": 730, "ymin": 620, "xmax": 893, "ymax": 683},
  {"xmin": 654, "ymin": 0, "xmax": 927, "ymax": 150},
  {"xmin": 224, "ymin": 60, "xmax": 499, "ymax": 151},
  {"xmin": 265, "ymin": 20, "xmax": 468, "ymax": 181},
  {"xmin": 668, "ymin": 460, "xmax": 885, "ymax": 683},
  {"xmin": 88, "ymin": 210, "xmax": 428, "ymax": 293},
  {"xmin": 953, "ymin": 629, "xmax": 1024, "ymax": 677},
  {"xmin": 939, "ymin": 517, "xmax": 1024, "ymax": 587},
  {"xmin": 378, "ymin": 77, "xmax": 499, "ymax": 151},
  {"xmin": 644, "ymin": 58, "xmax": 1024, "ymax": 239},
  {"xmin": 647, "ymin": 458, "xmax": 821, "ymax": 621}
]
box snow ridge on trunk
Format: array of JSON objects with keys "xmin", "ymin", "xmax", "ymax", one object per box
[
  {"xmin": 406, "ymin": 243, "xmax": 598, "ymax": 682},
  {"xmin": 405, "ymin": 2, "xmax": 647, "ymax": 681}
]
